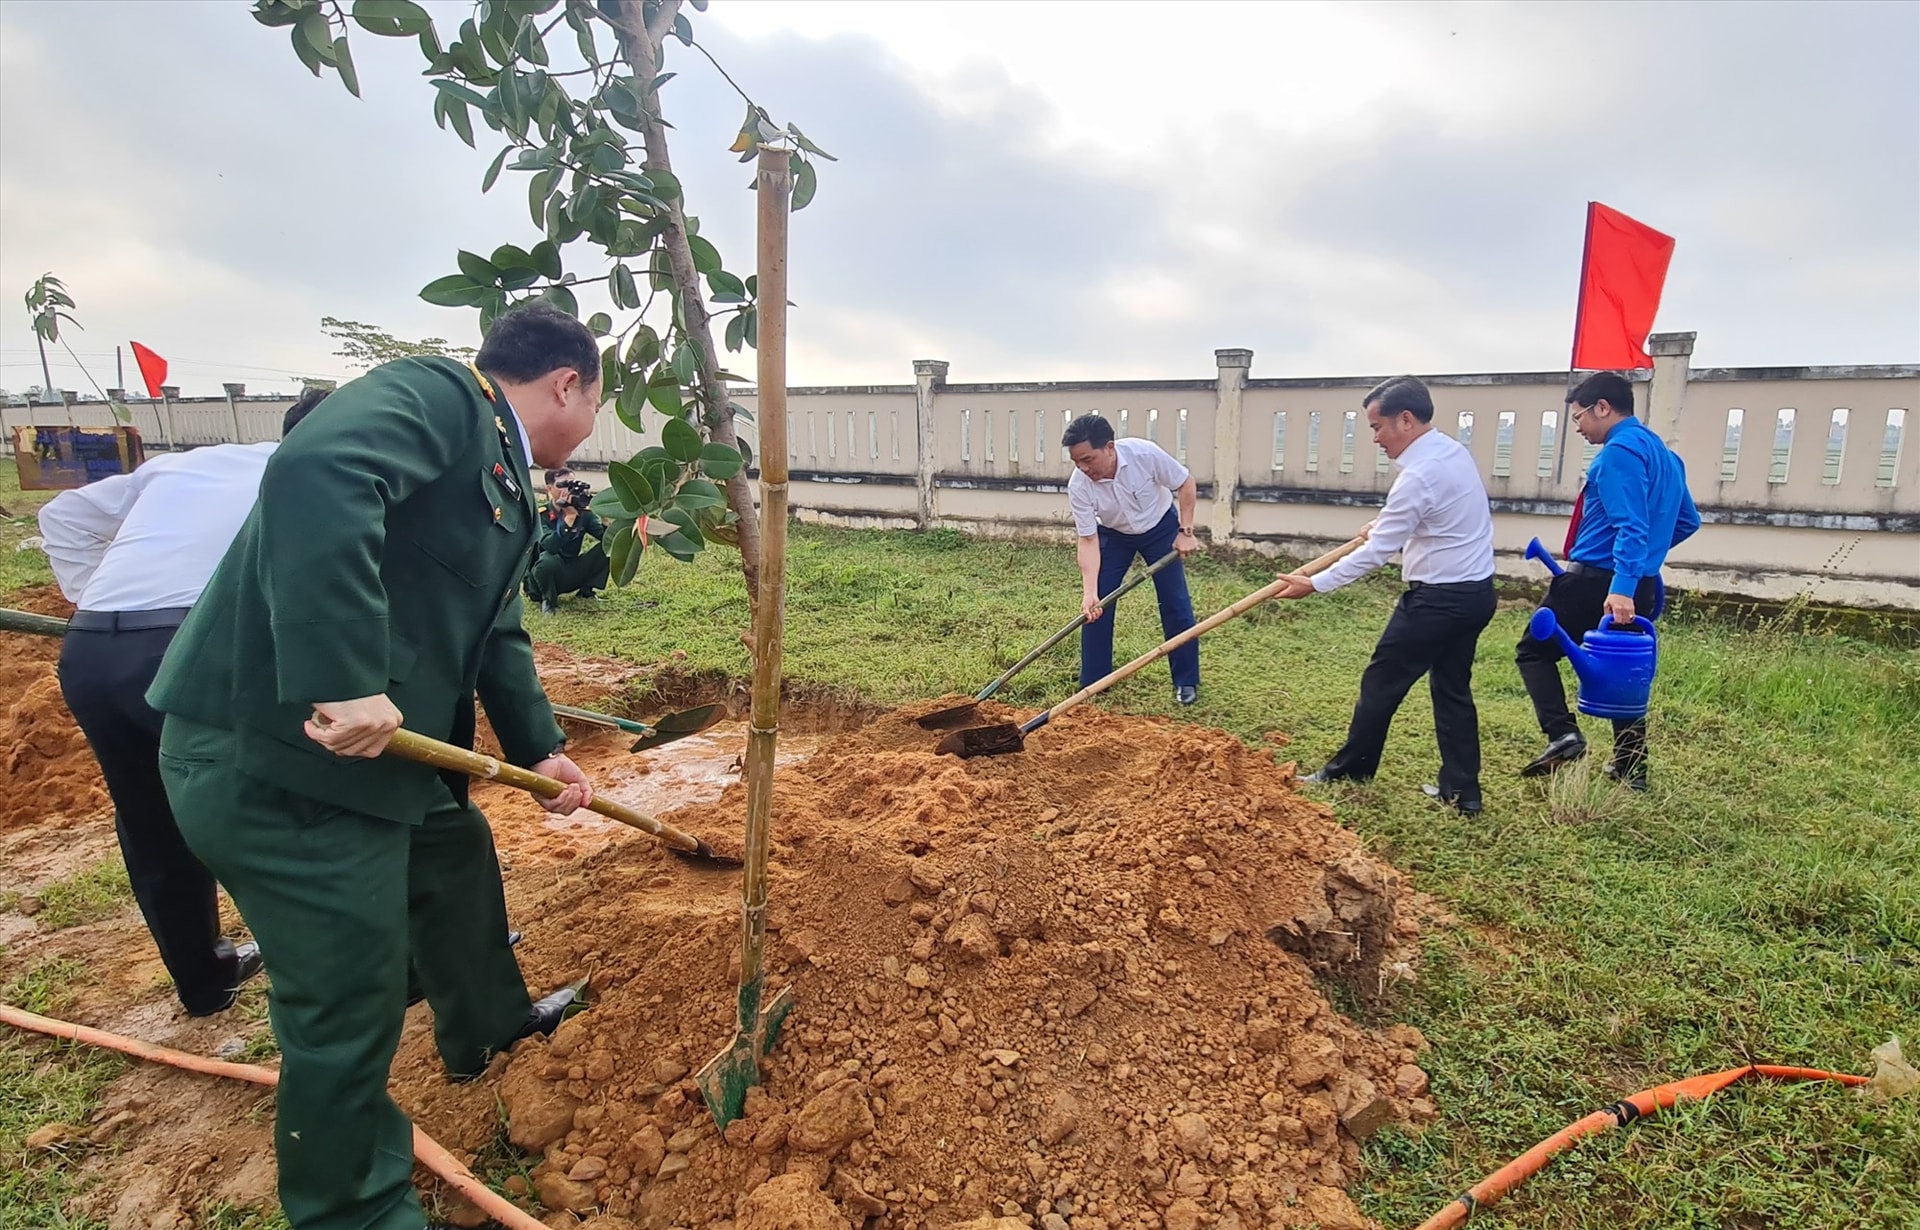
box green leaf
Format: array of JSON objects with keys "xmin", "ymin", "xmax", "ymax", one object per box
[
  {"xmin": 456, "ymin": 249, "xmax": 498, "ymax": 285},
  {"xmin": 600, "ymin": 345, "xmax": 622, "ymax": 398},
  {"xmin": 668, "ymin": 344, "xmax": 696, "ymax": 385},
  {"xmin": 724, "ymin": 311, "xmax": 746, "ymax": 353},
  {"xmin": 568, "ymin": 181, "xmax": 601, "ymax": 222},
  {"xmin": 513, "ymin": 14, "xmax": 549, "ymax": 66},
  {"xmin": 662, "ymin": 416, "xmax": 703, "ymax": 463},
  {"xmin": 352, "ymin": 0, "xmax": 432, "ymax": 35},
  {"xmin": 541, "ymin": 283, "xmax": 579, "ymax": 316},
  {"xmin": 432, "ymin": 78, "xmax": 489, "ymax": 109},
  {"xmin": 787, "ymin": 123, "xmax": 838, "ymax": 161},
  {"xmin": 481, "ymin": 146, "xmax": 510, "ymax": 192},
  {"xmin": 291, "ymin": 22, "xmax": 324, "ymax": 75},
  {"xmin": 527, "ymin": 169, "xmax": 555, "ymax": 227},
  {"xmin": 687, "ymin": 233, "xmax": 722, "ymax": 276},
  {"xmin": 586, "ymin": 311, "xmax": 612, "ymax": 336},
  {"xmin": 530, "ymin": 239, "xmax": 562, "ymax": 279},
  {"xmin": 646, "ymin": 168, "xmax": 682, "ymax": 201},
  {"xmin": 626, "ymin": 325, "xmax": 661, "ymax": 369},
  {"xmin": 255, "ymin": 1, "xmax": 301, "ymax": 29},
  {"xmin": 671, "ymin": 11, "xmax": 693, "ymax": 45},
  {"xmin": 297, "ymin": 9, "xmax": 334, "ymax": 60},
  {"xmin": 792, "ymin": 157, "xmax": 817, "ymax": 211},
  {"xmin": 606, "ymin": 522, "xmax": 638, "ymax": 584},
  {"xmin": 707, "ymin": 269, "xmax": 746, "ymax": 299},
  {"xmin": 698, "ymin": 440, "xmax": 745, "ymax": 480},
  {"xmin": 607, "ymin": 460, "xmax": 654, "ymax": 511},
  {"xmin": 735, "ymin": 435, "xmax": 754, "ymax": 469},
  {"xmin": 654, "ymin": 528, "xmax": 702, "ymax": 562},
  {"xmin": 610, "ymin": 263, "xmax": 638, "ymax": 310},
  {"xmin": 675, "ymin": 478, "xmax": 725, "ymax": 510},
  {"xmin": 332, "ymin": 36, "xmax": 361, "ymax": 96},
  {"xmin": 420, "ymin": 273, "xmax": 488, "ymax": 307},
  {"xmin": 589, "ymin": 486, "xmax": 631, "ymax": 520},
  {"xmin": 446, "ymin": 96, "xmax": 475, "ymax": 147},
  {"xmin": 646, "ymin": 375, "xmax": 684, "ymax": 417},
  {"xmin": 647, "ymin": 247, "xmax": 673, "ymax": 293},
  {"xmin": 615, "ymin": 380, "xmax": 648, "ymax": 433}
]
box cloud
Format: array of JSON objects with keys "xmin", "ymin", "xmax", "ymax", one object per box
[{"xmin": 1, "ymin": 0, "xmax": 1911, "ymax": 399}]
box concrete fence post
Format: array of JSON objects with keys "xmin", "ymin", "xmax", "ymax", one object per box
[
  {"xmin": 1646, "ymin": 332, "xmax": 1696, "ymax": 448},
  {"xmin": 1210, "ymin": 348, "xmax": 1253, "ymax": 541},
  {"xmin": 912, "ymin": 359, "xmax": 948, "ymax": 529},
  {"xmin": 222, "ymin": 383, "xmax": 247, "ymax": 443}
]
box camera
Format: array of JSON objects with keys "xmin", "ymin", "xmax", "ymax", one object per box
[{"xmin": 558, "ymin": 478, "xmax": 593, "ymax": 511}]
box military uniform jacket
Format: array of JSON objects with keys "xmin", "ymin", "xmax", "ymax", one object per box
[{"xmin": 149, "ymin": 356, "xmax": 565, "ymax": 824}]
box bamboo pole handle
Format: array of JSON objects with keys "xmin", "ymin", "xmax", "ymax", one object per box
[
  {"xmin": 1034, "ymin": 535, "xmax": 1367, "ymax": 726},
  {"xmin": 0, "ymin": 608, "xmax": 71, "ymax": 637},
  {"xmin": 977, "ymin": 551, "xmax": 1181, "ymax": 703},
  {"xmin": 382, "ymin": 728, "xmax": 702, "ymax": 853}
]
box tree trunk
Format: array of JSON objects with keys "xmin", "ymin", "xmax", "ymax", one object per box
[{"xmin": 603, "ymin": 0, "xmax": 764, "ymax": 611}]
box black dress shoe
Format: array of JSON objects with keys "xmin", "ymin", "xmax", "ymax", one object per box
[
  {"xmin": 1298, "ymin": 768, "xmax": 1335, "ymax": 785},
  {"xmin": 516, "ymin": 984, "xmax": 581, "ymax": 1043},
  {"xmin": 1174, "ymin": 685, "xmax": 1198, "ymax": 706},
  {"xmin": 1421, "ymin": 783, "xmax": 1484, "ymax": 815},
  {"xmin": 185, "ymin": 941, "xmax": 265, "ymax": 1018},
  {"xmin": 1520, "ymin": 733, "xmax": 1587, "ymax": 777}
]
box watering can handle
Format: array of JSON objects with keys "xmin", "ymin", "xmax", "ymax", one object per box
[{"xmin": 1594, "ymin": 614, "xmax": 1657, "ymax": 637}]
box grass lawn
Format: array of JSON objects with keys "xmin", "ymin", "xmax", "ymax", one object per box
[{"xmin": 529, "ymin": 522, "xmax": 1920, "ymax": 1229}]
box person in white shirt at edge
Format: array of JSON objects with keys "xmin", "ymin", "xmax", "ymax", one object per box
[
  {"xmin": 36, "ymin": 388, "xmax": 327, "ymax": 1016},
  {"xmin": 1272, "ymin": 376, "xmax": 1497, "ymax": 815},
  {"xmin": 1064, "ymin": 414, "xmax": 1203, "ymax": 705}
]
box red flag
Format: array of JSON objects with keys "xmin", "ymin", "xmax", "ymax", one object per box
[
  {"xmin": 130, "ymin": 341, "xmax": 169, "ymax": 399},
  {"xmin": 1570, "ymin": 203, "xmax": 1675, "ymax": 370}
]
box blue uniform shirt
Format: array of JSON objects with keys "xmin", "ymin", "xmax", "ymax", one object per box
[{"xmin": 1567, "ymin": 415, "xmax": 1701, "ymax": 596}]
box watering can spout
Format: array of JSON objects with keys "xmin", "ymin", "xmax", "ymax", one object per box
[{"xmin": 1527, "ymin": 607, "xmax": 1585, "ymax": 665}]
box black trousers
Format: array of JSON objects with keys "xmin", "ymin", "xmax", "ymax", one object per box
[
  {"xmin": 57, "ymin": 625, "xmax": 242, "ymax": 1015},
  {"xmin": 1515, "ymin": 569, "xmax": 1660, "ymax": 772},
  {"xmin": 1321, "ymin": 578, "xmax": 1497, "ymax": 802}
]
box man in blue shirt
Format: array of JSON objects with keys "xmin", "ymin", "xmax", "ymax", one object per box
[{"xmin": 1518, "ymin": 372, "xmax": 1699, "ymax": 788}]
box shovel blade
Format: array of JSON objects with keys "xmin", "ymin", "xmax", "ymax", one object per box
[
  {"xmin": 935, "ymin": 723, "xmax": 1026, "ymax": 759},
  {"xmin": 629, "ymin": 703, "xmax": 728, "ymax": 752},
  {"xmin": 914, "ymin": 701, "xmax": 980, "ymax": 730},
  {"xmin": 696, "ymin": 983, "xmax": 795, "ymax": 1129}
]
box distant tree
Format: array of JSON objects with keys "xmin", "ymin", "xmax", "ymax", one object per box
[{"xmin": 321, "ymin": 316, "xmax": 477, "ymax": 370}]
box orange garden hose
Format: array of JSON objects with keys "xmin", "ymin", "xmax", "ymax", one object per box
[
  {"xmin": 1414, "ymin": 1062, "xmax": 1870, "ymax": 1229},
  {"xmin": 1, "ymin": 1004, "xmax": 547, "ymax": 1230}
]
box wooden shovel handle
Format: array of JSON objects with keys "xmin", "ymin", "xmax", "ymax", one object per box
[
  {"xmin": 383, "ymin": 728, "xmax": 701, "ymax": 853},
  {"xmin": 1034, "ymin": 535, "xmax": 1367, "ymax": 727}
]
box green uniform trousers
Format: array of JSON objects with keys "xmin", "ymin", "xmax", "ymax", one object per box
[
  {"xmin": 527, "ymin": 544, "xmax": 609, "ymax": 604},
  {"xmin": 159, "ymin": 717, "xmax": 531, "ymax": 1230}
]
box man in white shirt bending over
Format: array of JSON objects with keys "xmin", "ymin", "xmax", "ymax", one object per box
[
  {"xmin": 37, "ymin": 388, "xmax": 326, "ymax": 1016},
  {"xmin": 1065, "ymin": 413, "xmax": 1203, "ymax": 705},
  {"xmin": 1272, "ymin": 376, "xmax": 1496, "ymax": 814}
]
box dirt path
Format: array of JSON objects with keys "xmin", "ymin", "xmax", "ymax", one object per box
[{"xmin": 3, "ymin": 610, "xmax": 1434, "ymax": 1230}]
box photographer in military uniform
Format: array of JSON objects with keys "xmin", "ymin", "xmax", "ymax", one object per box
[{"xmin": 528, "ymin": 466, "xmax": 609, "ymax": 615}]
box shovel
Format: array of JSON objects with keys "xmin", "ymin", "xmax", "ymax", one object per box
[
  {"xmin": 0, "ymin": 607, "xmax": 77, "ymax": 637},
  {"xmin": 937, "ymin": 535, "xmax": 1367, "ymax": 758},
  {"xmin": 550, "ymin": 701, "xmax": 727, "ymax": 752},
  {"xmin": 916, "ymin": 551, "xmax": 1181, "ymax": 729},
  {"xmin": 380, "ymin": 727, "xmax": 739, "ymax": 865}
]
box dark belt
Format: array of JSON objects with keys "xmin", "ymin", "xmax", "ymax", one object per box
[
  {"xmin": 1407, "ymin": 577, "xmax": 1494, "ymax": 592},
  {"xmin": 1562, "ymin": 559, "xmax": 1605, "ymax": 576},
  {"xmin": 67, "ymin": 607, "xmax": 193, "ymax": 633}
]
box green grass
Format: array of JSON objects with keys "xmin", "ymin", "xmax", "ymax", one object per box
[
  {"xmin": 32, "ymin": 861, "xmax": 134, "ymax": 933},
  {"xmin": 0, "ymin": 464, "xmax": 57, "ymax": 593},
  {"xmin": 0, "ymin": 959, "xmax": 119, "ymax": 1230},
  {"xmin": 530, "ymin": 524, "xmax": 1919, "ymax": 1229}
]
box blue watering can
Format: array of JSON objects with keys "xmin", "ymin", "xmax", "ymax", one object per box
[
  {"xmin": 1524, "ymin": 537, "xmax": 1666, "ymax": 618},
  {"xmin": 1527, "ymin": 608, "xmax": 1659, "ymax": 720}
]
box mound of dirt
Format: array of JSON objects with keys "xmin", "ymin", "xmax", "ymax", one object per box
[
  {"xmin": 0, "ymin": 586, "xmax": 107, "ymax": 830},
  {"xmin": 400, "ymin": 700, "xmax": 1434, "ymax": 1230}
]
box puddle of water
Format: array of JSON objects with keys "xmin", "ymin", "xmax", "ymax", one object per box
[{"xmin": 547, "ymin": 721, "xmax": 823, "ymax": 835}]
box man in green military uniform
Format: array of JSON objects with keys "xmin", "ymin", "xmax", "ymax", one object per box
[
  {"xmin": 149, "ymin": 306, "xmax": 606, "ymax": 1230},
  {"xmin": 529, "ymin": 466, "xmax": 610, "ymax": 614}
]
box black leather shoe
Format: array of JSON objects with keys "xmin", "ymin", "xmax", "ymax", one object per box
[
  {"xmin": 1520, "ymin": 733, "xmax": 1587, "ymax": 777},
  {"xmin": 185, "ymin": 941, "xmax": 264, "ymax": 1018},
  {"xmin": 1299, "ymin": 768, "xmax": 1335, "ymax": 785},
  {"xmin": 516, "ymin": 984, "xmax": 580, "ymax": 1043},
  {"xmin": 1602, "ymin": 761, "xmax": 1650, "ymax": 792},
  {"xmin": 540, "ymin": 599, "xmax": 558, "ymax": 616},
  {"xmin": 1421, "ymin": 783, "xmax": 1484, "ymax": 815},
  {"xmin": 1174, "ymin": 685, "xmax": 1198, "ymax": 706}
]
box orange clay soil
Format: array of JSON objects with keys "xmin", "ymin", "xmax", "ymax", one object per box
[
  {"xmin": 0, "ymin": 585, "xmax": 106, "ymax": 830},
  {"xmin": 402, "ymin": 698, "xmax": 1435, "ymax": 1230}
]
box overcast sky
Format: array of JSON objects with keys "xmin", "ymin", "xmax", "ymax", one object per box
[{"xmin": 1, "ymin": 0, "xmax": 1914, "ymax": 398}]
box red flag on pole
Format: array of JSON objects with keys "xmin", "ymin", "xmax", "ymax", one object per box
[
  {"xmin": 1570, "ymin": 202, "xmax": 1675, "ymax": 370},
  {"xmin": 129, "ymin": 341, "xmax": 169, "ymax": 399}
]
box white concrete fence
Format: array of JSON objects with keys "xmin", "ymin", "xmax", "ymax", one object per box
[{"xmin": 8, "ymin": 337, "xmax": 1915, "ymax": 608}]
